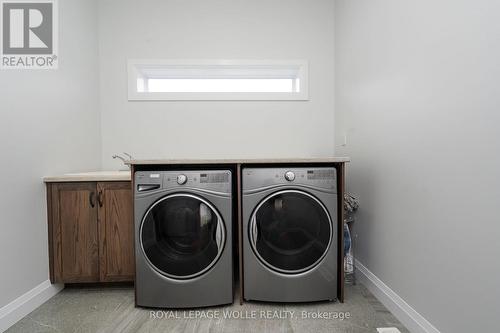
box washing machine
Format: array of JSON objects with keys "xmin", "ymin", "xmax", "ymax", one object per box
[
  {"xmin": 242, "ymin": 167, "xmax": 337, "ymax": 302},
  {"xmin": 134, "ymin": 170, "xmax": 233, "ymax": 308}
]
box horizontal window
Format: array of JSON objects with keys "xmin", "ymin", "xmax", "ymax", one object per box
[
  {"xmin": 128, "ymin": 59, "xmax": 308, "ymax": 101},
  {"xmin": 143, "ymin": 79, "xmax": 298, "ymax": 93}
]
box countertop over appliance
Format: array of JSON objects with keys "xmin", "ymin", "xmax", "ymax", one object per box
[
  {"xmin": 126, "ymin": 157, "xmax": 350, "ymax": 165},
  {"xmin": 42, "ymin": 158, "xmax": 350, "ymax": 182}
]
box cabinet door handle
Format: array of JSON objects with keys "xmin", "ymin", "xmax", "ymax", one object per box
[
  {"xmin": 89, "ymin": 191, "xmax": 96, "ymax": 208},
  {"xmin": 97, "ymin": 190, "xmax": 103, "ymax": 207}
]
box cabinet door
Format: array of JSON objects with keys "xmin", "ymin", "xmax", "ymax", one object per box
[
  {"xmin": 50, "ymin": 183, "xmax": 99, "ymax": 283},
  {"xmin": 97, "ymin": 182, "xmax": 134, "ymax": 282}
]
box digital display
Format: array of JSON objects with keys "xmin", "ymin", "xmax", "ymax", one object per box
[
  {"xmin": 307, "ymin": 169, "xmax": 335, "ymax": 180},
  {"xmin": 200, "ymin": 173, "xmax": 229, "ymax": 183}
]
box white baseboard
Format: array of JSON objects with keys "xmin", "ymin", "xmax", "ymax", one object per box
[
  {"xmin": 355, "ymin": 260, "xmax": 440, "ymax": 333},
  {"xmin": 0, "ymin": 280, "xmax": 63, "ymax": 332}
]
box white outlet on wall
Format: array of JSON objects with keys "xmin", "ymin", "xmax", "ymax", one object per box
[{"xmin": 377, "ymin": 328, "xmax": 402, "ymax": 333}]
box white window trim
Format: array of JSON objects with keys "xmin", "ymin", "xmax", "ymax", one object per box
[{"xmin": 127, "ymin": 59, "xmax": 309, "ymax": 101}]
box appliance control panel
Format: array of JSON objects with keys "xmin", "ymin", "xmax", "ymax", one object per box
[
  {"xmin": 164, "ymin": 170, "xmax": 231, "ymax": 193},
  {"xmin": 135, "ymin": 170, "xmax": 232, "ymax": 193},
  {"xmin": 135, "ymin": 170, "xmax": 232, "ymax": 194},
  {"xmin": 243, "ymin": 167, "xmax": 336, "ymax": 192}
]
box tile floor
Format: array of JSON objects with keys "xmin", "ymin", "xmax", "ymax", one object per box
[{"xmin": 7, "ymin": 284, "xmax": 408, "ymax": 333}]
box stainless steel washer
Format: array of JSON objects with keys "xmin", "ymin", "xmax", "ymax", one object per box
[
  {"xmin": 243, "ymin": 167, "xmax": 337, "ymax": 302},
  {"xmin": 134, "ymin": 170, "xmax": 233, "ymax": 308}
]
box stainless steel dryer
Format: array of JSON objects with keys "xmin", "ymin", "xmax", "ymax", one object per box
[
  {"xmin": 134, "ymin": 170, "xmax": 233, "ymax": 308},
  {"xmin": 242, "ymin": 167, "xmax": 337, "ymax": 302}
]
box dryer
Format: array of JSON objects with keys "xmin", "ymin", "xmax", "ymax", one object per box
[
  {"xmin": 134, "ymin": 170, "xmax": 233, "ymax": 308},
  {"xmin": 242, "ymin": 167, "xmax": 337, "ymax": 302}
]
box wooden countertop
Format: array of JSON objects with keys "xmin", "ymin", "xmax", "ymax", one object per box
[
  {"xmin": 127, "ymin": 157, "xmax": 350, "ymax": 165},
  {"xmin": 43, "ymin": 171, "xmax": 131, "ymax": 183}
]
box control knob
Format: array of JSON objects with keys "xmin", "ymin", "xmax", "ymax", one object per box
[
  {"xmin": 284, "ymin": 171, "xmax": 295, "ymax": 181},
  {"xmin": 177, "ymin": 174, "xmax": 187, "ymax": 185}
]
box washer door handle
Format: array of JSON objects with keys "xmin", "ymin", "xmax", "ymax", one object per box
[
  {"xmin": 251, "ymin": 216, "xmax": 259, "ymax": 248},
  {"xmin": 215, "ymin": 218, "xmax": 224, "ymax": 250}
]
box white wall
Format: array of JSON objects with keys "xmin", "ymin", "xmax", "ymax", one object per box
[
  {"xmin": 0, "ymin": 0, "xmax": 101, "ymax": 310},
  {"xmin": 335, "ymin": 1, "xmax": 500, "ymax": 332},
  {"xmin": 98, "ymin": 0, "xmax": 336, "ymax": 169}
]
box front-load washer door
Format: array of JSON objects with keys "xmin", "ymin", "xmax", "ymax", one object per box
[
  {"xmin": 140, "ymin": 193, "xmax": 225, "ymax": 279},
  {"xmin": 249, "ymin": 190, "xmax": 332, "ymax": 274}
]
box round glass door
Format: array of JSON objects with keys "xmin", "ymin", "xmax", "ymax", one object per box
[
  {"xmin": 249, "ymin": 190, "xmax": 332, "ymax": 274},
  {"xmin": 140, "ymin": 194, "xmax": 225, "ymax": 279}
]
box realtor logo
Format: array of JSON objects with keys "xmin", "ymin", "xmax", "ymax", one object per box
[{"xmin": 1, "ymin": 0, "xmax": 57, "ymax": 69}]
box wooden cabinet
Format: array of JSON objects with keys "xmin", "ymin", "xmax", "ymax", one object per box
[
  {"xmin": 47, "ymin": 181, "xmax": 134, "ymax": 283},
  {"xmin": 49, "ymin": 183, "xmax": 99, "ymax": 282},
  {"xmin": 97, "ymin": 182, "xmax": 135, "ymax": 282}
]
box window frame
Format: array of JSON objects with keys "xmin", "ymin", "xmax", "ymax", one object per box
[{"xmin": 127, "ymin": 59, "xmax": 309, "ymax": 101}]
